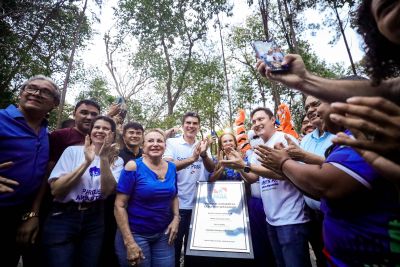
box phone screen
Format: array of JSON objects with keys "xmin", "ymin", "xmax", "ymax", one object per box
[{"xmin": 252, "ymin": 40, "xmax": 289, "ymax": 73}]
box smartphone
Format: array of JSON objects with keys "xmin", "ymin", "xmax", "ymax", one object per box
[
  {"xmin": 252, "ymin": 40, "xmax": 289, "ymax": 72},
  {"xmin": 116, "ymin": 96, "xmax": 124, "ymax": 105}
]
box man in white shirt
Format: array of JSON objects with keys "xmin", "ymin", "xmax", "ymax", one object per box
[
  {"xmin": 221, "ymin": 107, "xmax": 311, "ymax": 267},
  {"xmin": 164, "ymin": 112, "xmax": 214, "ymax": 267}
]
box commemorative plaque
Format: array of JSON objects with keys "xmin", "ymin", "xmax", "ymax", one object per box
[{"xmin": 186, "ymin": 181, "xmax": 253, "ymax": 259}]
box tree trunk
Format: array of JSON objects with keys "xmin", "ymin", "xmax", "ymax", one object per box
[
  {"xmin": 276, "ymin": 0, "xmax": 293, "ymax": 52},
  {"xmin": 282, "ymin": 0, "xmax": 299, "ymax": 54},
  {"xmin": 258, "ymin": 0, "xmax": 269, "ymax": 40},
  {"xmin": 334, "ymin": 4, "xmax": 357, "ymax": 75},
  {"xmin": 56, "ymin": 0, "xmax": 88, "ymax": 128},
  {"xmin": 217, "ymin": 15, "xmax": 233, "ymax": 130},
  {"xmin": 271, "ymin": 82, "xmax": 281, "ymax": 113},
  {"xmin": 1, "ymin": 0, "xmax": 66, "ymax": 93}
]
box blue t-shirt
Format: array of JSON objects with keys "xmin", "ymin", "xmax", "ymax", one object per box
[
  {"xmin": 321, "ymin": 130, "xmax": 400, "ymax": 266},
  {"xmin": 212, "ymin": 167, "xmax": 242, "ymax": 181},
  {"xmin": 0, "ymin": 105, "xmax": 49, "ymax": 207},
  {"xmin": 210, "ymin": 157, "xmax": 242, "ymax": 181},
  {"xmin": 117, "ymin": 158, "xmax": 177, "ymax": 234}
]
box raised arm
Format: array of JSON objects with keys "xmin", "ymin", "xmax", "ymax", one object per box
[
  {"xmin": 258, "ymin": 144, "xmax": 365, "ymax": 199},
  {"xmin": 256, "ymin": 54, "xmax": 400, "ymax": 104},
  {"xmin": 220, "ymin": 148, "xmax": 284, "ymax": 184},
  {"xmin": 50, "ymin": 136, "xmax": 94, "ymax": 198},
  {"xmin": 199, "ymin": 139, "xmax": 215, "ymax": 173},
  {"xmin": 98, "ymin": 134, "xmax": 119, "ymax": 197},
  {"xmin": 285, "ymin": 135, "xmax": 325, "ymax": 165}
]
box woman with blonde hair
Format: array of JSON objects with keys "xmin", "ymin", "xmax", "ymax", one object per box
[
  {"xmin": 114, "ymin": 129, "xmax": 179, "ymax": 267},
  {"xmin": 210, "ymin": 132, "xmax": 242, "ymax": 182}
]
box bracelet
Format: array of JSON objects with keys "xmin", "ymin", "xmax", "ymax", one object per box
[
  {"xmin": 174, "ymin": 214, "xmax": 181, "ymax": 221},
  {"xmin": 21, "ymin": 211, "xmax": 39, "ymax": 221},
  {"xmin": 279, "ymin": 157, "xmax": 291, "ymax": 173}
]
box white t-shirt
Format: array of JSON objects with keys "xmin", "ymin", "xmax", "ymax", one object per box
[
  {"xmin": 252, "ymin": 131, "xmax": 309, "ymax": 226},
  {"xmin": 49, "ymin": 146, "xmax": 124, "ymax": 203},
  {"xmin": 164, "ymin": 136, "xmax": 211, "ymax": 209}
]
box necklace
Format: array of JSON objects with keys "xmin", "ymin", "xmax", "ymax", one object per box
[{"xmin": 144, "ymin": 159, "xmax": 166, "ymax": 181}]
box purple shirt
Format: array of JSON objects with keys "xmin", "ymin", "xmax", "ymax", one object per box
[{"xmin": 321, "ymin": 130, "xmax": 400, "ymax": 266}]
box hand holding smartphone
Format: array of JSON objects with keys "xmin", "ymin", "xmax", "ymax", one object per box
[{"xmin": 252, "ymin": 40, "xmax": 289, "ymax": 73}]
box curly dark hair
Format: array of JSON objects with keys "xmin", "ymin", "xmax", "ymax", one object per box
[{"xmin": 356, "ymin": 0, "xmax": 400, "ymax": 84}]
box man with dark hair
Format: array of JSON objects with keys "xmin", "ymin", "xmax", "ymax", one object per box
[
  {"xmin": 0, "ymin": 75, "xmax": 59, "ymax": 267},
  {"xmin": 221, "ymin": 107, "xmax": 312, "ymax": 267},
  {"xmin": 164, "ymin": 111, "xmax": 214, "ymax": 267},
  {"xmin": 49, "ymin": 99, "xmax": 101, "ymax": 166},
  {"xmin": 119, "ymin": 122, "xmax": 144, "ymax": 165}
]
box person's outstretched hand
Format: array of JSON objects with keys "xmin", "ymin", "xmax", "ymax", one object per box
[
  {"xmin": 0, "ymin": 161, "xmax": 18, "ymax": 193},
  {"xmin": 256, "ymin": 54, "xmax": 309, "ymax": 89},
  {"xmin": 330, "ymin": 96, "xmax": 400, "ymax": 161}
]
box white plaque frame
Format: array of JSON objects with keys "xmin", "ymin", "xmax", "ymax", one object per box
[{"xmin": 186, "ymin": 181, "xmax": 253, "ymax": 259}]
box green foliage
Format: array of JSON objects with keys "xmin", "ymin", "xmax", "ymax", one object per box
[
  {"xmin": 115, "ymin": 0, "xmax": 232, "ymax": 114},
  {"xmin": 75, "ymin": 76, "xmax": 116, "ymax": 112},
  {"xmin": 178, "ymin": 56, "xmax": 225, "ymax": 130},
  {"xmin": 0, "ymin": 0, "xmax": 92, "ymax": 107},
  {"xmin": 48, "ymin": 104, "xmax": 74, "ymax": 131}
]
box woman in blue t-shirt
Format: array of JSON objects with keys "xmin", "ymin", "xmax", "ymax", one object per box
[
  {"xmin": 114, "ymin": 129, "xmax": 179, "ymax": 267},
  {"xmin": 210, "ymin": 133, "xmax": 242, "ymax": 182}
]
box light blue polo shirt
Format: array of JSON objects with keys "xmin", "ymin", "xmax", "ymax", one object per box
[{"xmin": 300, "ymin": 128, "xmax": 335, "ymax": 210}]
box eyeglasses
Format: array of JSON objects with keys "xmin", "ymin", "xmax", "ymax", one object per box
[
  {"xmin": 304, "ymin": 100, "xmax": 321, "ymax": 112},
  {"xmin": 23, "ymin": 85, "xmax": 55, "ymax": 99}
]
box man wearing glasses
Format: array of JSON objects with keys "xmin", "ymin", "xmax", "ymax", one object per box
[{"xmin": 0, "ymin": 75, "xmax": 60, "ymax": 267}]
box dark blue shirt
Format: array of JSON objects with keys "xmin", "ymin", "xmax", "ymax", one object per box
[
  {"xmin": 117, "ymin": 158, "xmax": 177, "ymax": 234},
  {"xmin": 0, "ymin": 105, "xmax": 50, "ymax": 206}
]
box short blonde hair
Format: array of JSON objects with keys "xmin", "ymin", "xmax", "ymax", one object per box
[{"xmin": 144, "ymin": 128, "xmax": 166, "ymax": 141}]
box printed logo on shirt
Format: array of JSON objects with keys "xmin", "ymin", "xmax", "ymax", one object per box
[
  {"xmin": 75, "ymin": 188, "xmax": 101, "ymax": 202},
  {"xmin": 89, "ymin": 166, "xmax": 100, "ymax": 187},
  {"xmin": 260, "ymin": 177, "xmax": 279, "ymax": 191},
  {"xmin": 89, "ymin": 166, "xmax": 101, "ymax": 177}
]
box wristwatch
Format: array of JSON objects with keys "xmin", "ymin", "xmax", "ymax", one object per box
[
  {"xmin": 21, "ymin": 211, "xmax": 39, "ymax": 221},
  {"xmin": 243, "ymin": 161, "xmax": 251, "ymax": 173}
]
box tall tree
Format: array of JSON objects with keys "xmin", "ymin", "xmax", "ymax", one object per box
[
  {"xmin": 56, "ymin": 0, "xmax": 90, "ymax": 128},
  {"xmin": 315, "ymin": 0, "xmax": 358, "ymax": 75},
  {"xmin": 217, "ymin": 15, "xmax": 233, "ymax": 129},
  {"xmin": 0, "ymin": 0, "xmax": 91, "ymax": 107},
  {"xmin": 104, "ymin": 32, "xmax": 151, "ymax": 103},
  {"xmin": 115, "ymin": 0, "xmax": 231, "ymax": 115}
]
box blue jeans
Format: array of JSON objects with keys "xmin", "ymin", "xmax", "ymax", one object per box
[
  {"xmin": 42, "ymin": 202, "xmax": 104, "ymax": 267},
  {"xmin": 174, "ymin": 209, "xmax": 192, "ymax": 267},
  {"xmin": 115, "ymin": 229, "xmax": 174, "ymax": 267},
  {"xmin": 267, "ymin": 222, "xmax": 312, "ymax": 267}
]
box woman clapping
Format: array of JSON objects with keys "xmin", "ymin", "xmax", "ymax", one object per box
[{"xmin": 43, "ymin": 116, "xmax": 124, "ymax": 267}]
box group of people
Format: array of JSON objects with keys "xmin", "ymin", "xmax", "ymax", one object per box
[{"xmin": 1, "ymin": 0, "xmax": 400, "ymax": 267}]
